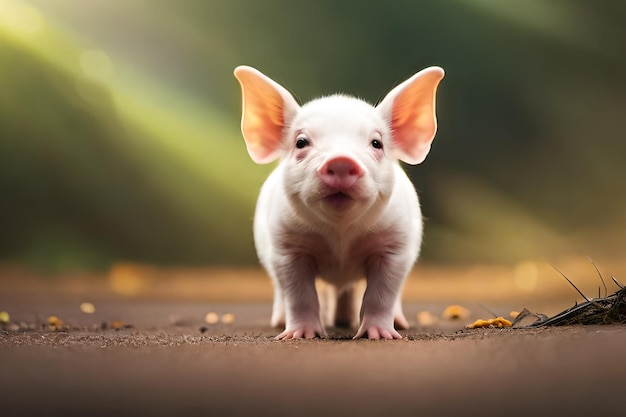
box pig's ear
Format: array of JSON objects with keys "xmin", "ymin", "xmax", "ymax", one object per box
[
  {"xmin": 234, "ymin": 66, "xmax": 300, "ymax": 164},
  {"xmin": 377, "ymin": 67, "xmax": 444, "ymax": 165}
]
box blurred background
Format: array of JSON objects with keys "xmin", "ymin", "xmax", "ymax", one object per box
[{"xmin": 1, "ymin": 0, "xmax": 625, "ymax": 272}]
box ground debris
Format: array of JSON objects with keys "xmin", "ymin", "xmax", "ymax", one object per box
[
  {"xmin": 442, "ymin": 305, "xmax": 470, "ymax": 320},
  {"xmin": 466, "ymin": 317, "xmax": 512, "ymax": 329},
  {"xmin": 521, "ymin": 286, "xmax": 626, "ymax": 327},
  {"xmin": 80, "ymin": 302, "xmax": 96, "ymax": 314},
  {"xmin": 515, "ymin": 262, "xmax": 626, "ymax": 327},
  {"xmin": 108, "ymin": 320, "xmax": 133, "ymax": 330},
  {"xmin": 510, "ymin": 308, "xmax": 548, "ymax": 328}
]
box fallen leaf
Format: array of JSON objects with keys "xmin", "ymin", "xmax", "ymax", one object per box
[
  {"xmin": 416, "ymin": 311, "xmax": 438, "ymax": 326},
  {"xmin": 80, "ymin": 302, "xmax": 96, "ymax": 314},
  {"xmin": 47, "ymin": 315, "xmax": 64, "ymax": 331},
  {"xmin": 48, "ymin": 315, "xmax": 63, "ymax": 326},
  {"xmin": 466, "ymin": 317, "xmax": 512, "ymax": 329},
  {"xmin": 442, "ymin": 305, "xmax": 470, "ymax": 320},
  {"xmin": 110, "ymin": 320, "xmax": 126, "ymax": 330}
]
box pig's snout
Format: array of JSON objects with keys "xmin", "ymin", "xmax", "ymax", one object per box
[{"xmin": 318, "ymin": 156, "xmax": 364, "ymax": 190}]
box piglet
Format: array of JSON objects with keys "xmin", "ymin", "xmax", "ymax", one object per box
[{"xmin": 234, "ymin": 65, "xmax": 444, "ymax": 339}]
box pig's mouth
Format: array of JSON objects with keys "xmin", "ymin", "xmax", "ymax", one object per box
[{"xmin": 322, "ymin": 191, "xmax": 354, "ymax": 210}]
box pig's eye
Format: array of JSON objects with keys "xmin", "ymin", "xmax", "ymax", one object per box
[
  {"xmin": 371, "ymin": 139, "xmax": 383, "ymax": 149},
  {"xmin": 296, "ymin": 136, "xmax": 310, "ymax": 149}
]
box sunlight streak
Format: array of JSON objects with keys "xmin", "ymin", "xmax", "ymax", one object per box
[{"xmin": 0, "ymin": 0, "xmax": 43, "ymax": 36}]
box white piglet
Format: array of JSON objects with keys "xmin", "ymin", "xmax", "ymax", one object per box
[{"xmin": 234, "ymin": 65, "xmax": 444, "ymax": 340}]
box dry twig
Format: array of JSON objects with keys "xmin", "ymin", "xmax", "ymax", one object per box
[{"xmin": 513, "ymin": 260, "xmax": 626, "ymax": 327}]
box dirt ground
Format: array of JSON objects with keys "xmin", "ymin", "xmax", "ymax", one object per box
[{"xmin": 1, "ymin": 263, "xmax": 626, "ymax": 417}]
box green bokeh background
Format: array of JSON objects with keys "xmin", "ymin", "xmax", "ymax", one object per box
[{"xmin": 1, "ymin": 0, "xmax": 625, "ymax": 270}]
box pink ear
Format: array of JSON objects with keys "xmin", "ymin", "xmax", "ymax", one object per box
[
  {"xmin": 377, "ymin": 67, "xmax": 444, "ymax": 165},
  {"xmin": 234, "ymin": 66, "xmax": 299, "ymax": 164}
]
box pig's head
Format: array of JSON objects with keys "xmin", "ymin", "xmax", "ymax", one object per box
[{"xmin": 234, "ymin": 66, "xmax": 444, "ymax": 225}]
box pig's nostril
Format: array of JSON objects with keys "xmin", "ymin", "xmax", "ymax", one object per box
[
  {"xmin": 326, "ymin": 168, "xmax": 356, "ymax": 176},
  {"xmin": 322, "ymin": 158, "xmax": 362, "ymax": 175}
]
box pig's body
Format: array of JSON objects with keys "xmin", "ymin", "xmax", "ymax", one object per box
[
  {"xmin": 255, "ymin": 159, "xmax": 421, "ymax": 333},
  {"xmin": 234, "ymin": 67, "xmax": 444, "ymax": 339}
]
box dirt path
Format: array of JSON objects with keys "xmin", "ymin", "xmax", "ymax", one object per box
[{"xmin": 1, "ymin": 267, "xmax": 626, "ymax": 417}]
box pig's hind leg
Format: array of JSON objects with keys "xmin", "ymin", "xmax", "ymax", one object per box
[
  {"xmin": 270, "ymin": 286, "xmax": 286, "ymax": 328},
  {"xmin": 317, "ymin": 280, "xmax": 336, "ymax": 328},
  {"xmin": 393, "ymin": 297, "xmax": 410, "ymax": 330},
  {"xmin": 334, "ymin": 287, "xmax": 355, "ymax": 328},
  {"xmin": 334, "ymin": 281, "xmax": 365, "ymax": 328}
]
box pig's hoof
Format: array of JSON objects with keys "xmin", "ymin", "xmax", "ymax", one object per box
[
  {"xmin": 354, "ymin": 326, "xmax": 402, "ymax": 340},
  {"xmin": 275, "ymin": 327, "xmax": 321, "ymax": 340}
]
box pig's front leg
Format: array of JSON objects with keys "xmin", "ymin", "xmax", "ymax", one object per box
[
  {"xmin": 354, "ymin": 259, "xmax": 410, "ymax": 340},
  {"xmin": 273, "ymin": 257, "xmax": 325, "ymax": 340}
]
